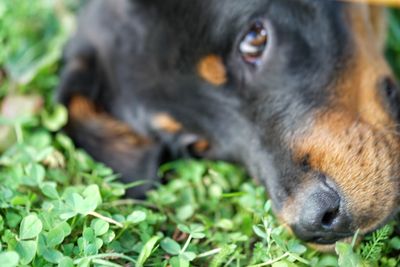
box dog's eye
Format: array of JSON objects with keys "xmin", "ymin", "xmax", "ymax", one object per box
[{"xmin": 239, "ymin": 22, "xmax": 268, "ymax": 65}]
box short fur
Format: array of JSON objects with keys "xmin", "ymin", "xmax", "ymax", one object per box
[{"xmin": 58, "ymin": 0, "xmax": 400, "ymax": 245}]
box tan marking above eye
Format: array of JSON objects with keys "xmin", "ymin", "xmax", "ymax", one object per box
[
  {"xmin": 197, "ymin": 54, "xmax": 227, "ymax": 86},
  {"xmin": 152, "ymin": 113, "xmax": 183, "ymax": 134}
]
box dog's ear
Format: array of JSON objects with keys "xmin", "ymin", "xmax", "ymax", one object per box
[
  {"xmin": 66, "ymin": 96, "xmax": 165, "ymax": 198},
  {"xmin": 367, "ymin": 5, "xmax": 387, "ymax": 50}
]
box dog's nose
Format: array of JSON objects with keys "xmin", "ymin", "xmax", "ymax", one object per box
[{"xmin": 292, "ymin": 179, "xmax": 352, "ymax": 244}]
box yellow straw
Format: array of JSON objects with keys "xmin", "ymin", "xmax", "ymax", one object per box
[{"xmin": 341, "ymin": 0, "xmax": 400, "ymax": 7}]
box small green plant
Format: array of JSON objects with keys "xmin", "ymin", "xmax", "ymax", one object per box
[
  {"xmin": 160, "ymin": 224, "xmax": 206, "ymax": 266},
  {"xmin": 387, "ymin": 9, "xmax": 400, "ymax": 78},
  {"xmin": 0, "ymin": 1, "xmax": 399, "ymax": 266},
  {"xmin": 360, "ymin": 225, "xmax": 392, "ymax": 263}
]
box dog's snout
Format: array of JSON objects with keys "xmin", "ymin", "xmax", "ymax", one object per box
[
  {"xmin": 292, "ymin": 180, "xmax": 352, "ymax": 244},
  {"xmin": 380, "ymin": 76, "xmax": 400, "ymax": 120}
]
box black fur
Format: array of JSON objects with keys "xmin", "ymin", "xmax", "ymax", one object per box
[{"xmin": 58, "ymin": 0, "xmax": 398, "ymax": 244}]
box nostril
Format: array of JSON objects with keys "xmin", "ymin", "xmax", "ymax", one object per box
[
  {"xmin": 321, "ymin": 206, "xmax": 339, "ymax": 229},
  {"xmin": 293, "ymin": 177, "xmax": 355, "ymax": 244},
  {"xmin": 299, "ymin": 188, "xmax": 342, "ymax": 231}
]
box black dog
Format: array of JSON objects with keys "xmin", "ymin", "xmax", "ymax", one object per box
[{"xmin": 58, "ymin": 0, "xmax": 400, "ymax": 246}]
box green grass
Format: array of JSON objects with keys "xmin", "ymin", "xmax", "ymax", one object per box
[{"xmin": 0, "ymin": 1, "xmax": 399, "ymax": 266}]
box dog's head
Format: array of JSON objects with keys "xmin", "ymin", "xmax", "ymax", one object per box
[
  {"xmin": 185, "ymin": 1, "xmax": 399, "ymax": 244},
  {"xmin": 207, "ymin": 1, "xmax": 400, "ymax": 244},
  {"xmin": 88, "ymin": 0, "xmax": 400, "ymax": 245},
  {"xmin": 226, "ymin": 2, "xmax": 400, "ymax": 245}
]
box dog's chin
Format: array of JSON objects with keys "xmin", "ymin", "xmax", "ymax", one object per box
[
  {"xmin": 307, "ymin": 236, "xmax": 357, "ymax": 253},
  {"xmin": 277, "ymin": 216, "xmax": 355, "ymax": 252},
  {"xmin": 306, "ymin": 216, "xmax": 399, "ymax": 252}
]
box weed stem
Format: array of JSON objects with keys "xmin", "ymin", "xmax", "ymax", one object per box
[
  {"xmin": 74, "ymin": 253, "xmax": 136, "ymax": 265},
  {"xmin": 197, "ymin": 248, "xmax": 222, "ymax": 258},
  {"xmin": 88, "ymin": 211, "xmax": 124, "ymax": 228},
  {"xmin": 181, "ymin": 235, "xmax": 193, "ymax": 254},
  {"xmin": 247, "ymin": 252, "xmax": 290, "ymax": 267}
]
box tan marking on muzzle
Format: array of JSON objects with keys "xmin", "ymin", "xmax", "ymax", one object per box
[
  {"xmin": 292, "ymin": 112, "xmax": 399, "ymax": 232},
  {"xmin": 285, "ymin": 4, "xmax": 399, "ymax": 234},
  {"xmin": 335, "ymin": 5, "xmax": 392, "ymax": 127},
  {"xmin": 197, "ymin": 54, "xmax": 227, "ymax": 86}
]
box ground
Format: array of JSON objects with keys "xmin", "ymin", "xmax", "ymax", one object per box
[{"xmin": 0, "ymin": 1, "xmax": 399, "ymax": 266}]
